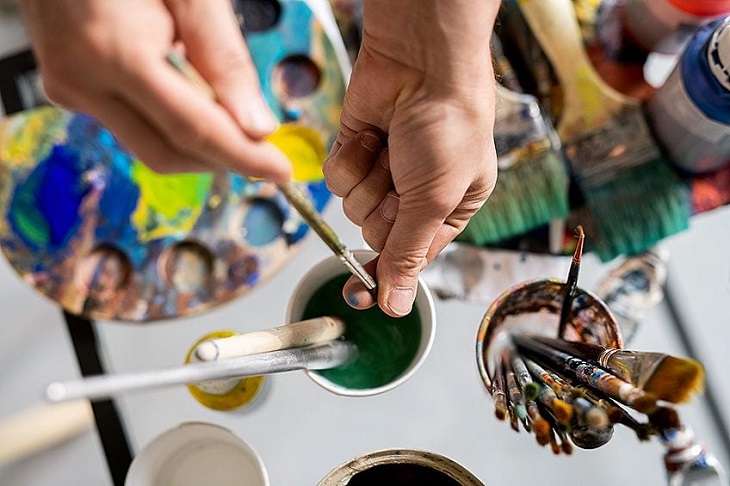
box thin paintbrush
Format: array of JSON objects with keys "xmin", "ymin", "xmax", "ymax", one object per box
[
  {"xmin": 557, "ymin": 225, "xmax": 584, "ymax": 338},
  {"xmin": 525, "ymin": 400, "xmax": 551, "ymax": 446},
  {"xmin": 490, "ymin": 357, "xmax": 509, "ymax": 421},
  {"xmin": 524, "ymin": 357, "xmax": 568, "ymax": 395},
  {"xmin": 503, "ymin": 350, "xmax": 528, "ymax": 431},
  {"xmin": 166, "ymin": 50, "xmax": 376, "ymax": 292},
  {"xmin": 529, "ymin": 336, "xmax": 705, "ymax": 403},
  {"xmin": 513, "ymin": 334, "xmax": 659, "ymax": 414},
  {"xmin": 535, "ymin": 380, "xmax": 573, "ymax": 425},
  {"xmin": 509, "ymin": 347, "xmax": 540, "ymax": 401},
  {"xmin": 518, "ymin": 0, "xmax": 690, "ymax": 262}
]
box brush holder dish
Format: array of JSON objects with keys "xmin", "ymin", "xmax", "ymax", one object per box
[
  {"xmin": 476, "ymin": 278, "xmax": 623, "ymax": 391},
  {"xmin": 286, "ymin": 250, "xmax": 436, "ymax": 397},
  {"xmin": 317, "ymin": 449, "xmax": 484, "ymax": 486}
]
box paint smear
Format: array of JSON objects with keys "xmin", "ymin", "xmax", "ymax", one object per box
[
  {"xmin": 302, "ymin": 274, "xmax": 422, "ymax": 390},
  {"xmin": 0, "ymin": 106, "xmax": 64, "ymax": 167},
  {"xmin": 130, "ymin": 161, "xmax": 213, "ymax": 242},
  {"xmin": 8, "ymin": 145, "xmax": 90, "ymax": 250}
]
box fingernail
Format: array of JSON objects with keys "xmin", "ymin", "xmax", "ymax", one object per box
[
  {"xmin": 381, "ymin": 194, "xmax": 399, "ymax": 223},
  {"xmin": 387, "ymin": 287, "xmax": 415, "ymax": 316},
  {"xmin": 360, "ymin": 132, "xmax": 380, "ymax": 152},
  {"xmin": 250, "ymin": 102, "xmax": 279, "ymax": 134}
]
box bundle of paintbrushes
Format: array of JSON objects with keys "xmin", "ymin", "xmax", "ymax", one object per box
[
  {"xmin": 489, "ymin": 334, "xmax": 704, "ymax": 454},
  {"xmin": 481, "ymin": 227, "xmax": 705, "ymax": 455}
]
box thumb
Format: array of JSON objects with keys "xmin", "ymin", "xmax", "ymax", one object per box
[{"xmin": 376, "ymin": 195, "xmax": 445, "ymax": 318}]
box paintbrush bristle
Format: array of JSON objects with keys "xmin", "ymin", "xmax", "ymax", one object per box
[
  {"xmin": 552, "ymin": 399, "xmax": 573, "ymax": 424},
  {"xmin": 523, "ymin": 382, "xmax": 540, "ymax": 401},
  {"xmin": 533, "ymin": 418, "xmax": 551, "ymax": 446},
  {"xmin": 642, "ymin": 356, "xmax": 705, "ymax": 403},
  {"xmin": 458, "ymin": 149, "xmax": 569, "ymax": 245},
  {"xmin": 649, "ymin": 406, "xmax": 681, "ymax": 431},
  {"xmin": 564, "ymin": 108, "xmax": 691, "ymax": 262}
]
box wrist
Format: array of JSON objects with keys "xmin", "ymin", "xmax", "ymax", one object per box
[{"xmin": 361, "ymin": 0, "xmax": 498, "ymax": 97}]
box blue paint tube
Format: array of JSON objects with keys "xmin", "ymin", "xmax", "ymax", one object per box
[{"xmin": 647, "ymin": 17, "xmax": 730, "ymax": 174}]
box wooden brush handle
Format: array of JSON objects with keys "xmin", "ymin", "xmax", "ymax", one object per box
[
  {"xmin": 196, "ymin": 316, "xmax": 346, "ymax": 361},
  {"xmin": 517, "ymin": 0, "xmax": 630, "ymax": 139},
  {"xmin": 0, "ymin": 401, "xmax": 93, "ymax": 464}
]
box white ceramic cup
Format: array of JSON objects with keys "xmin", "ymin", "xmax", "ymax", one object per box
[
  {"xmin": 125, "ymin": 422, "xmax": 269, "ymax": 486},
  {"xmin": 286, "ymin": 250, "xmax": 436, "ymax": 397}
]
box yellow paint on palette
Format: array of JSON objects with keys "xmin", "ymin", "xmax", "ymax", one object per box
[
  {"xmin": 267, "ymin": 124, "xmax": 327, "ymax": 182},
  {"xmin": 0, "ymin": 107, "xmax": 64, "ymax": 167},
  {"xmin": 130, "ymin": 160, "xmax": 213, "ymax": 242}
]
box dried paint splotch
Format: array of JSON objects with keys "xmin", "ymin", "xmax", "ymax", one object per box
[{"xmin": 0, "ymin": 0, "xmax": 346, "ymax": 322}]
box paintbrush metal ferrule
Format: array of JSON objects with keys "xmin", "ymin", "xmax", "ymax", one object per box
[
  {"xmin": 532, "ymin": 335, "xmax": 704, "ymax": 403},
  {"xmin": 277, "ymin": 182, "xmax": 377, "ymax": 292},
  {"xmin": 563, "ymin": 107, "xmax": 661, "ymax": 188}
]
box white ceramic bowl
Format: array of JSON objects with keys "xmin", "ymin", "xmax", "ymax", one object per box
[{"xmin": 125, "ymin": 422, "xmax": 269, "ymax": 486}]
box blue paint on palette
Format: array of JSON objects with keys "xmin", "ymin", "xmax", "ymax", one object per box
[
  {"xmin": 8, "ymin": 144, "xmax": 90, "ymax": 251},
  {"xmin": 248, "ymin": 1, "xmax": 313, "ymax": 116},
  {"xmin": 244, "ymin": 199, "xmax": 285, "ymax": 247}
]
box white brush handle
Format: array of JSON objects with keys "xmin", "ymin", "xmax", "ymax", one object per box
[
  {"xmin": 195, "ymin": 316, "xmax": 346, "ymax": 361},
  {"xmin": 0, "ymin": 401, "xmax": 94, "ymax": 464},
  {"xmin": 46, "ymin": 342, "xmax": 357, "ymax": 403},
  {"xmin": 517, "ymin": 0, "xmax": 629, "ymax": 139}
]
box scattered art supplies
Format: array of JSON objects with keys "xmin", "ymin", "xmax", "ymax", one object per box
[{"xmin": 518, "ymin": 0, "xmax": 691, "ymax": 262}]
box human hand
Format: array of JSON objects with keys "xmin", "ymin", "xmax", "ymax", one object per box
[
  {"xmin": 20, "ymin": 0, "xmax": 291, "ymax": 181},
  {"xmin": 323, "ymin": 0, "xmax": 500, "ymax": 317}
]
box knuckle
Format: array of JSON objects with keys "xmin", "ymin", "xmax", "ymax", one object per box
[{"xmin": 383, "ymin": 249, "xmax": 425, "ymax": 278}]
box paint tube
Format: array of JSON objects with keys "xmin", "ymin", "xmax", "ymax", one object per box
[
  {"xmin": 647, "ymin": 17, "xmax": 730, "ymax": 174},
  {"xmin": 598, "ymin": 0, "xmax": 730, "ymax": 60}
]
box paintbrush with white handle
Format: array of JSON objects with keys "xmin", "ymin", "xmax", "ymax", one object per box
[
  {"xmin": 46, "ymin": 341, "xmax": 357, "ymax": 403},
  {"xmin": 194, "ymin": 316, "xmax": 345, "ymax": 361}
]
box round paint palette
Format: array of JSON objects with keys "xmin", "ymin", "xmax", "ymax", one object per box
[{"xmin": 0, "ymin": 0, "xmax": 347, "ymax": 322}]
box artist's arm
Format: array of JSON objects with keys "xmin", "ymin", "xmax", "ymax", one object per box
[
  {"xmin": 19, "ymin": 0, "xmax": 291, "ymax": 180},
  {"xmin": 323, "ymin": 0, "xmax": 499, "ymax": 316}
]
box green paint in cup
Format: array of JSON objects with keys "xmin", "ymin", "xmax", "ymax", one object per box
[{"xmin": 301, "ymin": 274, "xmax": 421, "ymax": 390}]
